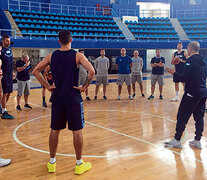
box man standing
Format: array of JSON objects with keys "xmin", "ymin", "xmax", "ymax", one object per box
[
  {"xmin": 94, "ymin": 49, "xmax": 110, "ymax": 100},
  {"xmin": 131, "ymin": 50, "xmax": 145, "ymax": 98},
  {"xmin": 33, "ymin": 30, "xmax": 95, "ymax": 174},
  {"xmin": 148, "ymin": 49, "xmax": 165, "ymax": 100},
  {"xmin": 0, "ymin": 43, "xmax": 11, "ymax": 167},
  {"xmin": 165, "ymin": 41, "xmax": 207, "ymax": 149},
  {"xmin": 78, "ymin": 49, "xmax": 91, "ymax": 101},
  {"xmin": 116, "ymin": 48, "xmax": 133, "ymax": 100},
  {"xmin": 16, "ymin": 54, "xmax": 32, "ymax": 111},
  {"xmin": 1, "ymin": 34, "xmax": 15, "ymax": 119},
  {"xmin": 171, "ymin": 42, "xmax": 188, "ymax": 102}
]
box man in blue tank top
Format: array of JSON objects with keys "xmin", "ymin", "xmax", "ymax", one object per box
[
  {"xmin": 171, "ymin": 42, "xmax": 188, "ymax": 102},
  {"xmin": 33, "ymin": 30, "xmax": 95, "ymax": 175},
  {"xmin": 0, "ymin": 34, "xmax": 15, "ymax": 119}
]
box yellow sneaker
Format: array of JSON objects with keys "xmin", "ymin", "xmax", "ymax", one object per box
[
  {"xmin": 47, "ymin": 162, "xmax": 56, "ymax": 173},
  {"xmin": 75, "ymin": 161, "xmax": 92, "ymax": 175}
]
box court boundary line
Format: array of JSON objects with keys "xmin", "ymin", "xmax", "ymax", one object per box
[{"xmin": 14, "ymin": 102, "xmax": 200, "ymax": 163}]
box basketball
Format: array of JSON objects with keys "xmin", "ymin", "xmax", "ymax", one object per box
[{"xmin": 173, "ymin": 57, "xmax": 180, "ymax": 64}]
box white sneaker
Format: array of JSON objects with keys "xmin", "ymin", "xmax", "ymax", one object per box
[
  {"xmin": 164, "ymin": 138, "xmax": 182, "ymax": 149},
  {"xmin": 189, "ymin": 140, "xmax": 201, "ymax": 149},
  {"xmin": 0, "ymin": 158, "xmax": 11, "ymax": 167},
  {"xmin": 129, "ymin": 95, "xmax": 133, "ymax": 100},
  {"xmin": 118, "ymin": 96, "xmax": 121, "ymax": 100},
  {"xmin": 171, "ymin": 96, "xmax": 180, "ymax": 102}
]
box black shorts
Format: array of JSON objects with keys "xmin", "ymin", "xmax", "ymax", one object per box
[
  {"xmin": 173, "ymin": 76, "xmax": 185, "ymax": 83},
  {"xmin": 51, "ymin": 101, "xmax": 85, "ymax": 131},
  {"xmin": 2, "ymin": 74, "xmax": 13, "ymax": 94}
]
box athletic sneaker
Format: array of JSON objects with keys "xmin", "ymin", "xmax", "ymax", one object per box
[
  {"xmin": 159, "ymin": 95, "xmax": 163, "ymax": 100},
  {"xmin": 164, "ymin": 138, "xmax": 181, "ymax": 149},
  {"xmin": 147, "ymin": 95, "xmax": 154, "ymax": 100},
  {"xmin": 142, "ymin": 94, "xmax": 145, "ymax": 98},
  {"xmin": 47, "ymin": 162, "xmax": 56, "ymax": 173},
  {"xmin": 171, "ymin": 96, "xmax": 180, "ymax": 102},
  {"xmin": 0, "ymin": 104, "xmax": 2, "ymax": 114},
  {"xmin": 129, "ymin": 95, "xmax": 133, "ymax": 100},
  {"xmin": 42, "ymin": 102, "xmax": 47, "ymax": 107},
  {"xmin": 118, "ymin": 96, "xmax": 121, "ymax": 100},
  {"xmin": 94, "ymin": 96, "xmax": 97, "ymax": 100},
  {"xmin": 103, "ymin": 96, "xmax": 107, "ymax": 100},
  {"xmin": 206, "ymin": 109, "xmax": 207, "ymax": 112},
  {"xmin": 75, "ymin": 161, "xmax": 92, "ymax": 175},
  {"xmin": 24, "ymin": 104, "xmax": 32, "ymax": 109},
  {"xmin": 16, "ymin": 105, "xmax": 22, "ymax": 111},
  {"xmin": 189, "ymin": 140, "xmax": 201, "ymax": 149},
  {"xmin": 132, "ymin": 94, "xmax": 136, "ymax": 98},
  {"xmin": 0, "ymin": 158, "xmax": 11, "ymax": 167},
  {"xmin": 1, "ymin": 111, "xmax": 14, "ymax": 119},
  {"xmin": 86, "ymin": 96, "xmax": 91, "ymax": 101}
]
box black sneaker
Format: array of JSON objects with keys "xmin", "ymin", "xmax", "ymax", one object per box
[
  {"xmin": 148, "ymin": 95, "xmax": 154, "ymax": 100},
  {"xmin": 1, "ymin": 111, "xmax": 14, "ymax": 119},
  {"xmin": 142, "ymin": 94, "xmax": 145, "ymax": 98},
  {"xmin": 42, "ymin": 101, "xmax": 47, "ymax": 107},
  {"xmin": 159, "ymin": 95, "xmax": 163, "ymax": 100},
  {"xmin": 24, "ymin": 104, "xmax": 32, "ymax": 109},
  {"xmin": 103, "ymin": 96, "xmax": 107, "ymax": 100},
  {"xmin": 132, "ymin": 94, "xmax": 136, "ymax": 98},
  {"xmin": 86, "ymin": 96, "xmax": 91, "ymax": 101},
  {"xmin": 16, "ymin": 105, "xmax": 22, "ymax": 111},
  {"xmin": 94, "ymin": 96, "xmax": 97, "ymax": 100}
]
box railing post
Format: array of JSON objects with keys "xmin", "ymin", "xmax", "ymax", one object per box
[
  {"xmin": 61, "ymin": 5, "xmax": 62, "ymax": 14},
  {"xmin": 29, "ymin": 2, "xmax": 31, "ymax": 11},
  {"xmin": 49, "ymin": 3, "xmax": 50, "ymax": 13},
  {"xmin": 18, "ymin": 0, "xmax": 20, "ymax": 10}
]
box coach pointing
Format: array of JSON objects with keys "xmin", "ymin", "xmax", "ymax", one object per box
[{"xmin": 164, "ymin": 41, "xmax": 207, "ymax": 149}]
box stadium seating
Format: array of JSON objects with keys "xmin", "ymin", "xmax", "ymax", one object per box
[
  {"xmin": 125, "ymin": 17, "xmax": 179, "ymax": 41},
  {"xmin": 178, "ymin": 17, "xmax": 207, "ymax": 41},
  {"xmin": 9, "ymin": 9, "xmax": 124, "ymax": 41}
]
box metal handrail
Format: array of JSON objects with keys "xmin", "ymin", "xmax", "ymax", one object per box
[
  {"xmin": 119, "ymin": 9, "xmax": 170, "ymax": 18},
  {"xmin": 9, "ymin": 0, "xmax": 118, "ymax": 17}
]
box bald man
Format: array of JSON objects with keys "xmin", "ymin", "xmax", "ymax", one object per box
[
  {"xmin": 165, "ymin": 41, "xmax": 207, "ymax": 149},
  {"xmin": 16, "ymin": 54, "xmax": 32, "ymax": 111},
  {"xmin": 116, "ymin": 48, "xmax": 133, "ymax": 100}
]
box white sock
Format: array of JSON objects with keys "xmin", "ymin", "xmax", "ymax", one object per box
[
  {"xmin": 76, "ymin": 159, "xmax": 83, "ymax": 165},
  {"xmin": 50, "ymin": 157, "xmax": 56, "ymax": 164},
  {"xmin": 2, "ymin": 108, "xmax": 7, "ymax": 113},
  {"xmin": 176, "ymin": 91, "xmax": 179, "ymax": 97}
]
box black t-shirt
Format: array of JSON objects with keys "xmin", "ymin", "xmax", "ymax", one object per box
[
  {"xmin": 151, "ymin": 56, "xmax": 165, "ymax": 75},
  {"xmin": 16, "ymin": 59, "xmax": 30, "ymax": 81}
]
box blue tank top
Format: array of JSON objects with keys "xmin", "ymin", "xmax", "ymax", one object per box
[
  {"xmin": 1, "ymin": 47, "xmax": 13, "ymax": 74},
  {"xmin": 174, "ymin": 51, "xmax": 186, "ymax": 73},
  {"xmin": 50, "ymin": 49, "xmax": 82, "ymax": 104}
]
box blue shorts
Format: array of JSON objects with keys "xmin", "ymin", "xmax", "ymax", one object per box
[
  {"xmin": 51, "ymin": 101, "xmax": 85, "ymax": 131},
  {"xmin": 2, "ymin": 74, "xmax": 13, "ymax": 94}
]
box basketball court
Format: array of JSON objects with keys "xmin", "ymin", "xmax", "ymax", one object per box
[{"xmin": 1, "ymin": 75, "xmax": 207, "ymax": 179}]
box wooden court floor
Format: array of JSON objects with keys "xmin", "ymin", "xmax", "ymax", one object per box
[{"xmin": 1, "ymin": 76, "xmax": 207, "ymax": 180}]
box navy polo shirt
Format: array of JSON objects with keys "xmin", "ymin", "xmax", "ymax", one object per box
[
  {"xmin": 16, "ymin": 59, "xmax": 30, "ymax": 81},
  {"xmin": 151, "ymin": 56, "xmax": 165, "ymax": 75}
]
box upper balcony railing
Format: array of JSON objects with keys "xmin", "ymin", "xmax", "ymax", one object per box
[{"xmin": 8, "ymin": 0, "xmax": 117, "ymax": 17}]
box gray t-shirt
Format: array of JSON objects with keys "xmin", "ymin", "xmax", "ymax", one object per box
[
  {"xmin": 94, "ymin": 56, "xmax": 109, "ymax": 76},
  {"xmin": 79, "ymin": 64, "xmax": 87, "ymax": 75},
  {"xmin": 131, "ymin": 56, "xmax": 143, "ymax": 75}
]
